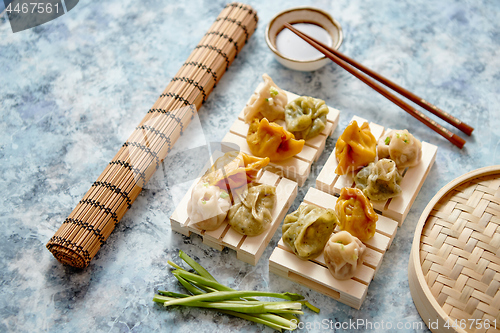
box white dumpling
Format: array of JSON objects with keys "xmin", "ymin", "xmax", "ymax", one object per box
[
  {"xmin": 354, "ymin": 158, "xmax": 402, "ymax": 201},
  {"xmin": 323, "ymin": 231, "xmax": 366, "ymax": 280},
  {"xmin": 378, "ymin": 129, "xmax": 422, "ymax": 168},
  {"xmin": 243, "ymin": 73, "xmax": 287, "ymax": 123},
  {"xmin": 187, "ymin": 182, "xmax": 231, "ymax": 230}
]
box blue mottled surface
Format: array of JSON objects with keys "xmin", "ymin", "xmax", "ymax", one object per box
[{"xmin": 1, "ymin": 0, "xmax": 499, "ymax": 332}]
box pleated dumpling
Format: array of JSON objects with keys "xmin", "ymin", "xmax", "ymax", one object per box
[
  {"xmin": 282, "ymin": 204, "xmax": 337, "ymax": 260},
  {"xmin": 335, "ymin": 121, "xmax": 377, "ymax": 175},
  {"xmin": 243, "ymin": 74, "xmax": 287, "ymax": 123},
  {"xmin": 201, "ymin": 151, "xmax": 269, "ymax": 191},
  {"xmin": 324, "ymin": 231, "xmax": 366, "ymax": 280},
  {"xmin": 187, "ymin": 182, "xmax": 231, "ymax": 231},
  {"xmin": 246, "ymin": 118, "xmax": 305, "ymax": 162},
  {"xmin": 354, "ymin": 158, "xmax": 402, "ymax": 201},
  {"xmin": 227, "ymin": 183, "xmax": 276, "ymax": 236},
  {"xmin": 335, "ymin": 187, "xmax": 378, "ymax": 242},
  {"xmin": 378, "ymin": 129, "xmax": 422, "ymax": 168},
  {"xmin": 285, "ymin": 96, "xmax": 329, "ymax": 140}
]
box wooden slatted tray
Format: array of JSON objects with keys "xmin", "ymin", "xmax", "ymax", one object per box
[
  {"xmin": 222, "ymin": 85, "xmax": 340, "ymax": 187},
  {"xmin": 170, "ymin": 156, "xmax": 298, "ymax": 265},
  {"xmin": 409, "ymin": 166, "xmax": 500, "ymax": 333},
  {"xmin": 316, "ymin": 115, "xmax": 438, "ymax": 225},
  {"xmin": 269, "ymin": 187, "xmax": 399, "ymax": 309}
]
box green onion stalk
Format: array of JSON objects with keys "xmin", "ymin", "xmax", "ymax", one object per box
[{"xmin": 153, "ymin": 250, "xmax": 320, "ymax": 331}]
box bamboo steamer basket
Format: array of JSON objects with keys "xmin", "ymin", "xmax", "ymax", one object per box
[{"xmin": 409, "ymin": 166, "xmax": 500, "ymax": 333}]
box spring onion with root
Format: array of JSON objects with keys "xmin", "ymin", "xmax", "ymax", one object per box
[{"xmin": 153, "ymin": 250, "xmax": 320, "ymax": 331}]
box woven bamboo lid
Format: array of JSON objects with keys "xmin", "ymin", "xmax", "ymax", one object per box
[{"xmin": 409, "ymin": 166, "xmax": 500, "ymax": 333}]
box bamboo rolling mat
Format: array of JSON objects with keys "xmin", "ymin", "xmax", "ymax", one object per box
[
  {"xmin": 409, "ymin": 166, "xmax": 500, "ymax": 333},
  {"xmin": 46, "ymin": 3, "xmax": 259, "ymax": 268}
]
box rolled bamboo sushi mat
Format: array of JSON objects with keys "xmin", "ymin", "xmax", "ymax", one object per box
[
  {"xmin": 46, "ymin": 3, "xmax": 258, "ymax": 268},
  {"xmin": 409, "ymin": 166, "xmax": 500, "ymax": 333}
]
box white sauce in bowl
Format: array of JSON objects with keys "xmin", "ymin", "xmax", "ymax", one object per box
[{"xmin": 275, "ymin": 23, "xmax": 333, "ymax": 61}]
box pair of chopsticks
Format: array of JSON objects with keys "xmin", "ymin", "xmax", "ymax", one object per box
[{"xmin": 284, "ymin": 22, "xmax": 473, "ymax": 149}]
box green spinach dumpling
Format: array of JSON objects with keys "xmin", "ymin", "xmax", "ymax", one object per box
[
  {"xmin": 285, "ymin": 96, "xmax": 329, "ymax": 140},
  {"xmin": 354, "ymin": 158, "xmax": 402, "ymax": 201},
  {"xmin": 227, "ymin": 183, "xmax": 276, "ymax": 236},
  {"xmin": 282, "ymin": 204, "xmax": 337, "ymax": 260}
]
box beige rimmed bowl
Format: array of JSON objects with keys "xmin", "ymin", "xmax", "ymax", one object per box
[{"xmin": 265, "ymin": 7, "xmax": 343, "ymax": 71}]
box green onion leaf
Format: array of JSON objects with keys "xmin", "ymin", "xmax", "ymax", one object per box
[{"xmin": 179, "ymin": 250, "xmax": 217, "ymax": 282}]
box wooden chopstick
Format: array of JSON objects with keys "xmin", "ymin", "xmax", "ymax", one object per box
[
  {"xmin": 283, "ymin": 22, "xmax": 468, "ymax": 149},
  {"xmin": 286, "ymin": 24, "xmax": 473, "ymax": 137}
]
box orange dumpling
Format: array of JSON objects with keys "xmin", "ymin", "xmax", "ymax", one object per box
[
  {"xmin": 201, "ymin": 151, "xmax": 269, "ymax": 191},
  {"xmin": 335, "ymin": 120, "xmax": 376, "ymax": 175},
  {"xmin": 335, "ymin": 187, "xmax": 378, "ymax": 242},
  {"xmin": 246, "ymin": 118, "xmax": 305, "ymax": 162}
]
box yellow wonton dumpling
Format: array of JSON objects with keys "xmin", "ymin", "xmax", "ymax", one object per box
[
  {"xmin": 246, "ymin": 118, "xmax": 305, "ymax": 162},
  {"xmin": 335, "ymin": 187, "xmax": 378, "ymax": 242},
  {"xmin": 201, "ymin": 151, "xmax": 269, "ymax": 191},
  {"xmin": 335, "ymin": 121, "xmax": 376, "ymax": 175},
  {"xmin": 243, "ymin": 74, "xmax": 287, "ymax": 123}
]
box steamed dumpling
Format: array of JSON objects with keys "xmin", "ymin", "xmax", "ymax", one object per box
[
  {"xmin": 227, "ymin": 183, "xmax": 276, "ymax": 236},
  {"xmin": 201, "ymin": 151, "xmax": 269, "ymax": 191},
  {"xmin": 354, "ymin": 158, "xmax": 402, "ymax": 201},
  {"xmin": 247, "ymin": 118, "xmax": 305, "ymax": 162},
  {"xmin": 243, "ymin": 74, "xmax": 287, "ymax": 123},
  {"xmin": 335, "ymin": 187, "xmax": 378, "ymax": 242},
  {"xmin": 335, "ymin": 121, "xmax": 377, "ymax": 175},
  {"xmin": 378, "ymin": 129, "xmax": 422, "ymax": 168},
  {"xmin": 282, "ymin": 204, "xmax": 337, "ymax": 260},
  {"xmin": 285, "ymin": 96, "xmax": 329, "ymax": 140},
  {"xmin": 324, "ymin": 231, "xmax": 366, "ymax": 280},
  {"xmin": 187, "ymin": 182, "xmax": 231, "ymax": 230}
]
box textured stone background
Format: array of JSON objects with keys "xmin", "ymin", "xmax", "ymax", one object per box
[{"xmin": 1, "ymin": 0, "xmax": 499, "ymax": 332}]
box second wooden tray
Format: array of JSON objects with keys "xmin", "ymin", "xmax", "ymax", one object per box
[
  {"xmin": 170, "ymin": 164, "xmax": 298, "ymax": 266},
  {"xmin": 269, "ymin": 187, "xmax": 399, "ymax": 309},
  {"xmin": 222, "ymin": 85, "xmax": 340, "ymax": 187},
  {"xmin": 316, "ymin": 115, "xmax": 438, "ymax": 225}
]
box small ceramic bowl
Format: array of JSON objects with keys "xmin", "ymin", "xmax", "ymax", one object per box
[{"xmin": 265, "ymin": 7, "xmax": 343, "ymax": 72}]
